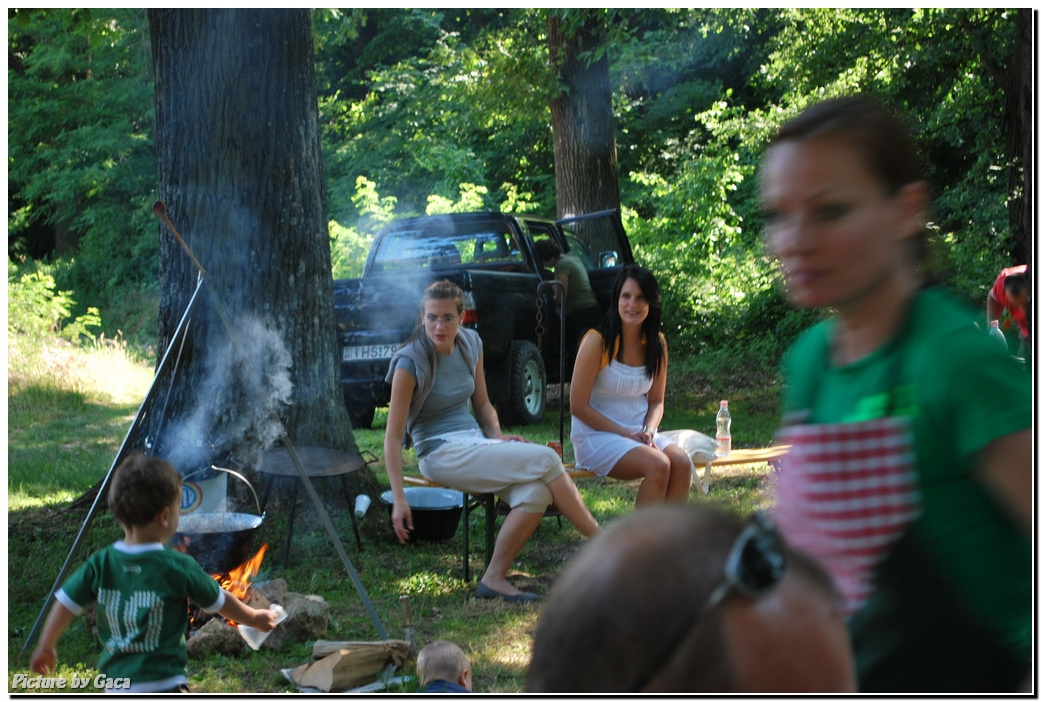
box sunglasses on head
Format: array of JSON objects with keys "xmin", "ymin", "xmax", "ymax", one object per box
[
  {"xmin": 628, "ymin": 511, "xmax": 787, "ymax": 692},
  {"xmin": 702, "ymin": 510, "xmax": 787, "ymax": 615}
]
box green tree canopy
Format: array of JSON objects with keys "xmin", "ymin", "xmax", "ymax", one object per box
[{"xmin": 8, "ymin": 9, "xmax": 1028, "ymax": 366}]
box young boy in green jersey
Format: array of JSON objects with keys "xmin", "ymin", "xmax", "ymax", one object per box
[{"xmin": 30, "ymin": 453, "xmax": 279, "ymax": 693}]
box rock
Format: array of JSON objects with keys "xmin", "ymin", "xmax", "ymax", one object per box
[
  {"xmin": 281, "ymin": 592, "xmax": 330, "ymax": 642},
  {"xmin": 248, "ymin": 589, "xmax": 272, "ymax": 611},
  {"xmin": 252, "ymin": 578, "xmax": 289, "ymax": 605},
  {"xmin": 186, "ymin": 618, "xmax": 246, "ymax": 658},
  {"xmin": 183, "ymin": 584, "xmax": 328, "ymax": 655}
]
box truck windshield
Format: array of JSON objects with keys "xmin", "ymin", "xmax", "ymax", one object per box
[{"xmin": 371, "ymin": 221, "xmax": 525, "ymax": 272}]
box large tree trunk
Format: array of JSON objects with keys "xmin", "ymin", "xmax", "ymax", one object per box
[
  {"xmin": 147, "ymin": 9, "xmax": 374, "ymax": 495},
  {"xmin": 1007, "ymin": 8, "xmax": 1032, "ymax": 266},
  {"xmin": 547, "ymin": 11, "xmax": 621, "ymax": 220}
]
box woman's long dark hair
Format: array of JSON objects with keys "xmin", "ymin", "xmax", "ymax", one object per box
[{"xmin": 599, "ymin": 265, "xmax": 664, "ymax": 379}]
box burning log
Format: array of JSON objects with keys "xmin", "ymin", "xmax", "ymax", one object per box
[
  {"xmin": 288, "ymin": 640, "xmax": 410, "ymax": 692},
  {"xmin": 187, "ymin": 544, "xmax": 269, "ymax": 634}
]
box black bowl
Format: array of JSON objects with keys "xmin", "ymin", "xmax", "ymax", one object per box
[{"xmin": 380, "ymin": 487, "xmax": 464, "ymax": 541}]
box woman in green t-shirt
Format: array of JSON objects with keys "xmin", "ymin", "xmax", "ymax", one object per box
[{"xmin": 760, "ymin": 95, "xmax": 1031, "ymax": 692}]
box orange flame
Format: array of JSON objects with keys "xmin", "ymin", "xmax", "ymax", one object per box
[{"xmin": 214, "ymin": 543, "xmax": 269, "ymax": 604}]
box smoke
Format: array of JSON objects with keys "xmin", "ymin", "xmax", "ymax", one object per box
[{"xmin": 162, "ymin": 315, "xmax": 293, "ymax": 474}]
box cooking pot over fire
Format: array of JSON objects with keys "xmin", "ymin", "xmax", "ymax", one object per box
[{"xmin": 172, "ymin": 466, "xmax": 265, "ymax": 574}]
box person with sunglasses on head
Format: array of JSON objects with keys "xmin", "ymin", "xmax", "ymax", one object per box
[
  {"xmin": 569, "ymin": 265, "xmax": 693, "ymax": 506},
  {"xmin": 761, "ymin": 95, "xmax": 1031, "ymax": 692},
  {"xmin": 526, "ymin": 504, "xmax": 856, "ymax": 693},
  {"xmin": 383, "ymin": 279, "xmax": 600, "ymax": 603}
]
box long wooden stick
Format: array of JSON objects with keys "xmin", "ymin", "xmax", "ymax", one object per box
[{"xmin": 399, "ymin": 595, "xmax": 417, "ymax": 658}]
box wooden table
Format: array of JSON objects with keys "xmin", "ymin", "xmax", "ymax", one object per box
[{"xmin": 566, "ymin": 444, "xmax": 791, "ymax": 495}]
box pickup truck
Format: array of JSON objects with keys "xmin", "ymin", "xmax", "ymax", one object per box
[{"xmin": 334, "ymin": 210, "xmax": 634, "ymax": 428}]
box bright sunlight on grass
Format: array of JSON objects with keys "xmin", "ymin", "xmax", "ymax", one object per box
[{"xmin": 7, "ymin": 334, "xmax": 154, "ymax": 509}]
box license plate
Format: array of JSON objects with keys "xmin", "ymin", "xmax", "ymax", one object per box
[{"xmin": 342, "ymin": 344, "xmax": 399, "ymax": 362}]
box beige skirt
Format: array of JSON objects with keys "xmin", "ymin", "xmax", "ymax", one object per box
[{"xmin": 419, "ymin": 439, "xmax": 565, "ymax": 513}]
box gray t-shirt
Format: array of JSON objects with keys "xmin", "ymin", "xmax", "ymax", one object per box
[{"xmin": 397, "ymin": 348, "xmax": 479, "ymax": 456}]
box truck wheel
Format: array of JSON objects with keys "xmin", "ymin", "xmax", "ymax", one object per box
[
  {"xmin": 348, "ymin": 403, "xmax": 375, "ymax": 430},
  {"xmin": 502, "ymin": 340, "xmax": 546, "ymax": 426}
]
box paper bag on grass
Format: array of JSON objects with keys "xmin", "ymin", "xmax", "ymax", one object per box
[{"xmin": 289, "ymin": 640, "xmax": 410, "ymax": 692}]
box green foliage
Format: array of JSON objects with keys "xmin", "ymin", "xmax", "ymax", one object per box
[
  {"xmin": 329, "ymin": 221, "xmax": 371, "ymax": 280},
  {"xmin": 8, "ymin": 262, "xmax": 75, "ymax": 337},
  {"xmin": 317, "ymin": 9, "xmax": 557, "ymax": 224},
  {"xmin": 426, "ymin": 183, "xmax": 493, "ymax": 215},
  {"xmin": 8, "ymin": 259, "xmax": 103, "ymax": 344},
  {"xmin": 8, "ymin": 9, "xmax": 158, "ymax": 320},
  {"xmin": 7, "ymin": 8, "xmax": 1026, "ymax": 379}
]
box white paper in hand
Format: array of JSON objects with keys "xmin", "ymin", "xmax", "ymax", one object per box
[{"xmin": 239, "ymin": 603, "xmax": 288, "ymax": 651}]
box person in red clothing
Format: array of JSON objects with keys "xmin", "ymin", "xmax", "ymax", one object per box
[{"xmin": 986, "ymin": 265, "xmax": 1029, "ymax": 358}]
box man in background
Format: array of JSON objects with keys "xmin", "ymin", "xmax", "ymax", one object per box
[{"xmin": 534, "ymin": 239, "xmax": 603, "ymax": 378}]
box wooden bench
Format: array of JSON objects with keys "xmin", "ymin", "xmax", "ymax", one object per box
[{"xmin": 401, "ymin": 445, "xmax": 790, "ymax": 582}]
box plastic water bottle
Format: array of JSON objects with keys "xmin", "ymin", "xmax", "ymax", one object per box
[
  {"xmin": 716, "ymin": 400, "xmax": 732, "ymax": 457},
  {"xmin": 988, "ymin": 320, "xmax": 1008, "ymax": 350}
]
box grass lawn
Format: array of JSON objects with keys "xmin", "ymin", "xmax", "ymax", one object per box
[{"xmin": 7, "ymin": 333, "xmax": 783, "ymax": 693}]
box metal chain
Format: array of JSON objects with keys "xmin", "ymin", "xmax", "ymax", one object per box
[{"xmin": 536, "ymin": 293, "xmax": 544, "ymax": 356}]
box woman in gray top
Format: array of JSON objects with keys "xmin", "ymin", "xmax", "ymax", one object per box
[{"xmin": 384, "ymin": 280, "xmax": 600, "ymax": 602}]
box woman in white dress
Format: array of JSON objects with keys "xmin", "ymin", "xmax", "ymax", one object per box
[{"xmin": 569, "ymin": 266, "xmax": 692, "ymax": 506}]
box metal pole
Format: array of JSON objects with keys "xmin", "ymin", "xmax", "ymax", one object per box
[
  {"xmin": 21, "ymin": 278, "xmax": 206, "ymax": 655},
  {"xmin": 280, "ymin": 439, "xmax": 387, "ymax": 639},
  {"xmin": 537, "ymin": 280, "xmax": 566, "ymax": 446},
  {"xmin": 151, "ymin": 273, "xmax": 199, "ymax": 457}
]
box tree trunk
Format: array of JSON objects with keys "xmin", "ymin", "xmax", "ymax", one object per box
[
  {"xmin": 547, "ymin": 11, "xmax": 621, "ymax": 220},
  {"xmin": 147, "ymin": 9, "xmax": 375, "ymax": 496},
  {"xmin": 1007, "ymin": 8, "xmax": 1032, "ymax": 266}
]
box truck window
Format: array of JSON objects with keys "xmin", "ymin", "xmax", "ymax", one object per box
[
  {"xmin": 468, "ymin": 231, "xmax": 523, "ymax": 265},
  {"xmin": 370, "ymin": 220, "xmax": 525, "ymax": 272},
  {"xmin": 563, "ymin": 235, "xmax": 596, "ymax": 270},
  {"xmin": 557, "ymin": 211, "xmax": 630, "ymax": 270}
]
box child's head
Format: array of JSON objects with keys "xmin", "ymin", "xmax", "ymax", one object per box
[
  {"xmin": 108, "ymin": 453, "xmax": 182, "ymax": 528},
  {"xmin": 417, "ymin": 640, "xmax": 472, "ymax": 690}
]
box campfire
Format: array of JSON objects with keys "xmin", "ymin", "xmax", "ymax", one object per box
[
  {"xmin": 185, "ymin": 543, "xmax": 269, "ymax": 634},
  {"xmin": 215, "ymin": 543, "xmax": 269, "ymax": 616}
]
